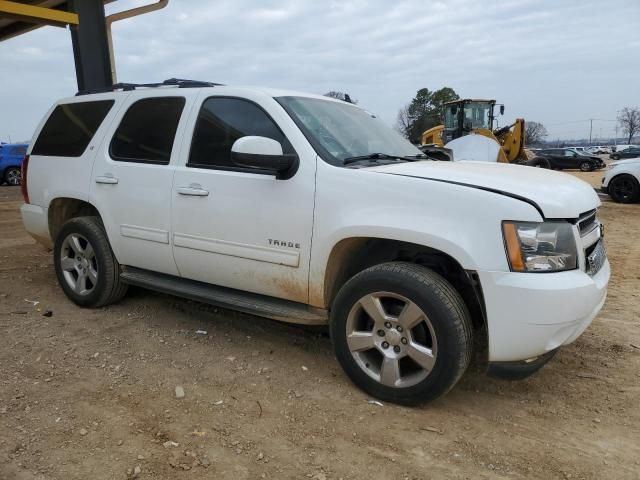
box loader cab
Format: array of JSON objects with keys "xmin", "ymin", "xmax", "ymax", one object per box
[{"xmin": 443, "ymin": 99, "xmax": 499, "ymax": 143}]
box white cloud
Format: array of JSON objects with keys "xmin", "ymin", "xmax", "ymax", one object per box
[{"xmin": 1, "ymin": 0, "xmax": 639, "ymax": 141}]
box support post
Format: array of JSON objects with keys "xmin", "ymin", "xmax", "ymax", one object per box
[{"xmin": 69, "ymin": 0, "xmax": 112, "ymax": 93}]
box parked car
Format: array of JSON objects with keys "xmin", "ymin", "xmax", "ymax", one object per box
[
  {"xmin": 20, "ymin": 80, "xmax": 609, "ymax": 405},
  {"xmin": 536, "ymin": 148, "xmax": 605, "ymax": 171},
  {"xmin": 601, "ymin": 158, "xmax": 640, "ymax": 203},
  {"xmin": 568, "ymin": 146, "xmax": 586, "ymax": 153},
  {"xmin": 0, "ymin": 142, "xmax": 28, "ymax": 185},
  {"xmin": 586, "ymin": 146, "xmax": 610, "ymax": 155},
  {"xmin": 609, "ymin": 146, "xmax": 640, "ymax": 161},
  {"xmin": 611, "ymin": 144, "xmax": 638, "ymax": 153}
]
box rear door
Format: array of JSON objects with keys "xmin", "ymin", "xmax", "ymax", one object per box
[
  {"xmin": 27, "ymin": 97, "xmax": 118, "ymax": 208},
  {"xmin": 9, "ymin": 145, "xmax": 27, "ymax": 165},
  {"xmin": 89, "ymin": 91, "xmax": 196, "ymax": 275},
  {"xmin": 541, "ymin": 149, "xmax": 560, "ymax": 168}
]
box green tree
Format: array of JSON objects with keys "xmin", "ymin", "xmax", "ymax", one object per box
[{"xmin": 399, "ymin": 87, "xmax": 459, "ymax": 142}]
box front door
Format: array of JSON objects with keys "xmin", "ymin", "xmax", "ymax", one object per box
[
  {"xmin": 171, "ymin": 94, "xmax": 316, "ymax": 303},
  {"xmin": 90, "ymin": 93, "xmax": 193, "ymax": 275},
  {"xmin": 560, "ymin": 149, "xmax": 579, "ymax": 169}
]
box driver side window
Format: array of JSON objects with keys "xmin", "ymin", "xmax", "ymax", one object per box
[
  {"xmin": 564, "ymin": 150, "xmax": 576, "ymax": 157},
  {"xmin": 188, "ymin": 97, "xmax": 291, "ymax": 170}
]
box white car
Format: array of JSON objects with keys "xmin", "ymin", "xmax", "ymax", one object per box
[
  {"xmin": 20, "ymin": 79, "xmax": 609, "ymax": 404},
  {"xmin": 602, "ymin": 158, "xmax": 640, "ymax": 203}
]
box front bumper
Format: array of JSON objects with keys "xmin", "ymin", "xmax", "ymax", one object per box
[{"xmin": 478, "ymin": 259, "xmax": 610, "ymax": 362}]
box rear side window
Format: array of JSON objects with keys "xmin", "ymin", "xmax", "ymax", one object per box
[
  {"xmin": 110, "ymin": 97, "xmax": 185, "ymax": 165},
  {"xmin": 31, "ymin": 100, "xmax": 114, "ymax": 157},
  {"xmin": 188, "ymin": 97, "xmax": 288, "ymax": 170},
  {"xmin": 10, "ymin": 146, "xmax": 27, "ymax": 156}
]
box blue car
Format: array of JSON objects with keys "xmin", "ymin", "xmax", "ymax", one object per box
[{"xmin": 0, "ymin": 142, "xmax": 28, "ymax": 186}]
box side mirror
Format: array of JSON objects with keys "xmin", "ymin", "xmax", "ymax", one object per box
[
  {"xmin": 231, "ymin": 136, "xmax": 298, "ymax": 179},
  {"xmin": 499, "ymin": 105, "xmax": 505, "ymax": 115}
]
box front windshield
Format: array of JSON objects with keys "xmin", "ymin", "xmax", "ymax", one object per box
[{"xmin": 276, "ymin": 96, "xmax": 422, "ymax": 165}]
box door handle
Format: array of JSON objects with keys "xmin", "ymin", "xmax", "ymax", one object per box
[
  {"xmin": 177, "ymin": 184, "xmax": 209, "ymax": 196},
  {"xmin": 95, "ymin": 175, "xmax": 119, "ymax": 185}
]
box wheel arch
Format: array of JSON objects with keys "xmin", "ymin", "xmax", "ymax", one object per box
[
  {"xmin": 320, "ymin": 237, "xmax": 487, "ymax": 335},
  {"xmin": 48, "ymin": 197, "xmax": 103, "ymax": 242}
]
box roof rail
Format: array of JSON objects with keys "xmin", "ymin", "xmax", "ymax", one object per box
[{"xmin": 76, "ymin": 78, "xmax": 223, "ymax": 96}]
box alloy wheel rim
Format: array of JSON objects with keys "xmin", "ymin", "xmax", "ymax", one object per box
[
  {"xmin": 345, "ymin": 292, "xmax": 437, "ymax": 388},
  {"xmin": 7, "ymin": 169, "xmax": 20, "ymax": 185},
  {"xmin": 60, "ymin": 233, "xmax": 98, "ymax": 296},
  {"xmin": 613, "ymin": 179, "xmax": 634, "ymax": 199}
]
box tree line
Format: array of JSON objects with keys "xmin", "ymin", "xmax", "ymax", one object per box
[
  {"xmin": 325, "ymin": 88, "xmax": 638, "ymax": 146},
  {"xmin": 392, "ymin": 87, "xmax": 549, "ymax": 145}
]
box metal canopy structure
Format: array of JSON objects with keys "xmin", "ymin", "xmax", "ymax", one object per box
[
  {"xmin": 0, "ymin": 1, "xmax": 83, "ymax": 42},
  {"xmin": 0, "ymin": 0, "xmax": 168, "ymax": 92}
]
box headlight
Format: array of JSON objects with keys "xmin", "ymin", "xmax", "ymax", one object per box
[
  {"xmin": 607, "ymin": 162, "xmax": 619, "ymax": 169},
  {"xmin": 502, "ymin": 221, "xmax": 578, "ymax": 272}
]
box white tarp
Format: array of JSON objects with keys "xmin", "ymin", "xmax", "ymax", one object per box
[{"xmin": 445, "ymin": 134, "xmax": 501, "ymax": 163}]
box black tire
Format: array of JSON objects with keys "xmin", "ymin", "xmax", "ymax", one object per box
[
  {"xmin": 579, "ymin": 161, "xmax": 593, "ymax": 172},
  {"xmin": 3, "ymin": 167, "xmax": 21, "ymax": 186},
  {"xmin": 53, "ymin": 216, "xmax": 128, "ymax": 307},
  {"xmin": 608, "ymin": 174, "xmax": 640, "ymax": 203},
  {"xmin": 330, "ymin": 262, "xmax": 473, "ymax": 406},
  {"xmin": 524, "ymin": 157, "xmax": 551, "ymax": 169},
  {"xmin": 610, "ymin": 154, "xmax": 620, "ymax": 160}
]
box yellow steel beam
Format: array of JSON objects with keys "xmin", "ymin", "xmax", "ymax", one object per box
[{"xmin": 0, "ymin": 0, "xmax": 79, "ymax": 27}]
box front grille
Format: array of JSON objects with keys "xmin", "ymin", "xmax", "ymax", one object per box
[
  {"xmin": 586, "ymin": 240, "xmax": 606, "ymax": 276},
  {"xmin": 578, "ymin": 209, "xmax": 597, "ymax": 235}
]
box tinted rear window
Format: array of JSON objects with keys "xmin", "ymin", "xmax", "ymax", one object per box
[
  {"xmin": 31, "ymin": 101, "xmax": 114, "ymax": 157},
  {"xmin": 11, "ymin": 146, "xmax": 27, "ymax": 156},
  {"xmin": 110, "ymin": 97, "xmax": 185, "ymax": 164}
]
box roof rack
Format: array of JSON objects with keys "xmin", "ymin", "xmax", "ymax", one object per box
[{"xmin": 76, "ymin": 78, "xmax": 223, "ymax": 96}]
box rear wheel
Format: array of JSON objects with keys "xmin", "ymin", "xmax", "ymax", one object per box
[
  {"xmin": 579, "ymin": 161, "xmax": 593, "ymax": 172},
  {"xmin": 611, "ymin": 154, "xmax": 621, "ymax": 160},
  {"xmin": 330, "ymin": 262, "xmax": 473, "ymax": 405},
  {"xmin": 4, "ymin": 167, "xmax": 21, "ymax": 186},
  {"xmin": 608, "ymin": 174, "xmax": 640, "ymax": 203},
  {"xmin": 54, "ymin": 216, "xmax": 128, "ymax": 307},
  {"xmin": 524, "ymin": 157, "xmax": 551, "ymax": 169}
]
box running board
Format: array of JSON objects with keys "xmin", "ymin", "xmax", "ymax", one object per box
[{"xmin": 120, "ymin": 267, "xmax": 328, "ymax": 325}]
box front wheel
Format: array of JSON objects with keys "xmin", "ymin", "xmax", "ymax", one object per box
[
  {"xmin": 53, "ymin": 216, "xmax": 128, "ymax": 307},
  {"xmin": 608, "ymin": 174, "xmax": 640, "ymax": 203},
  {"xmin": 611, "ymin": 154, "xmax": 620, "ymax": 160},
  {"xmin": 330, "ymin": 262, "xmax": 473, "ymax": 405},
  {"xmin": 4, "ymin": 167, "xmax": 21, "ymax": 186}
]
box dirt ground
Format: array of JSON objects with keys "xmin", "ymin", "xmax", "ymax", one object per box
[{"xmin": 1, "ymin": 173, "xmax": 639, "ymax": 480}]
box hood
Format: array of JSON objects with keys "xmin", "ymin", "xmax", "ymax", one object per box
[
  {"xmin": 611, "ymin": 157, "xmax": 640, "ymax": 166},
  {"xmin": 367, "ymin": 161, "xmax": 600, "ymax": 219}
]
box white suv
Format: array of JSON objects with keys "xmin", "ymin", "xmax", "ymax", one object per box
[{"xmin": 20, "ymin": 79, "xmax": 609, "ymax": 404}]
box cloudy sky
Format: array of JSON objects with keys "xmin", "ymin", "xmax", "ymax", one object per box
[{"xmin": 1, "ymin": 0, "xmax": 639, "ymax": 143}]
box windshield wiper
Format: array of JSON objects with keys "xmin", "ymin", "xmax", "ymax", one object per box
[{"xmin": 343, "ymin": 153, "xmax": 422, "ymax": 165}]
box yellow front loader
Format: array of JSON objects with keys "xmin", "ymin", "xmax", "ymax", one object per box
[{"xmin": 420, "ymin": 99, "xmax": 528, "ymax": 163}]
